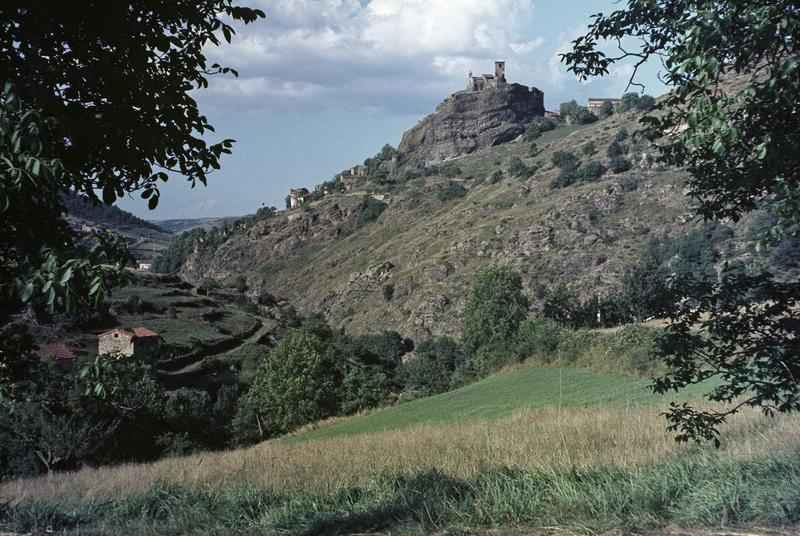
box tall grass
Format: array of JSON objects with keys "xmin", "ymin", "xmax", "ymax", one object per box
[
  {"xmin": 4, "ymin": 451, "xmax": 800, "ymax": 534},
  {"xmin": 3, "ymin": 404, "xmax": 797, "ymax": 505}
]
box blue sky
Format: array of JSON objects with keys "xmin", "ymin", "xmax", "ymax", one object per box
[{"xmin": 118, "ymin": 0, "xmax": 666, "ymax": 220}]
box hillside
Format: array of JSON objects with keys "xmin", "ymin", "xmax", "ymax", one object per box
[
  {"xmin": 153, "ymin": 216, "xmax": 239, "ymax": 234},
  {"xmin": 61, "ymin": 193, "xmax": 174, "ymax": 262},
  {"xmin": 172, "ymin": 108, "xmax": 742, "ymax": 340}
]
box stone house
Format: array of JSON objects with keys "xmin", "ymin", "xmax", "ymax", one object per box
[
  {"xmin": 339, "ymin": 165, "xmax": 368, "ymax": 192},
  {"xmin": 289, "ymin": 188, "xmax": 312, "ymax": 208},
  {"xmin": 587, "ymin": 97, "xmax": 621, "ymax": 114},
  {"xmin": 98, "ymin": 327, "xmax": 159, "ymax": 361}
]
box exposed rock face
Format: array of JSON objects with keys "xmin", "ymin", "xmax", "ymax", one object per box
[{"xmin": 398, "ymin": 83, "xmax": 544, "ymax": 166}]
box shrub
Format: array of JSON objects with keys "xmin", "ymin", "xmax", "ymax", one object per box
[
  {"xmin": 581, "ymin": 142, "xmax": 596, "ymax": 155},
  {"xmin": 197, "ymin": 278, "xmax": 220, "ymax": 296},
  {"xmin": 508, "ymin": 156, "xmax": 530, "ymax": 178},
  {"xmin": 340, "ymin": 366, "xmax": 391, "ymax": 414},
  {"xmin": 636, "ymin": 94, "xmax": 656, "ymax": 112},
  {"xmin": 551, "ymin": 150, "xmax": 578, "ymax": 170},
  {"xmin": 437, "ymin": 181, "xmax": 467, "ymax": 202},
  {"xmin": 609, "ymin": 155, "xmax": 632, "ymax": 173},
  {"xmin": 461, "ymin": 265, "xmax": 529, "ymax": 354},
  {"xmin": 441, "ymin": 165, "xmax": 461, "ymax": 178},
  {"xmin": 232, "ymin": 275, "xmax": 247, "ymax": 294},
  {"xmin": 615, "ymin": 128, "xmax": 629, "ymax": 142},
  {"xmin": 577, "ymin": 161, "xmax": 607, "ymax": 182},
  {"xmin": 620, "ymin": 176, "xmax": 639, "ymax": 191},
  {"xmin": 402, "ymin": 337, "xmax": 464, "ymax": 395},
  {"xmin": 606, "ymin": 140, "xmax": 624, "ymax": 157},
  {"xmin": 524, "ymin": 116, "xmax": 556, "ymax": 141},
  {"xmin": 599, "ymin": 100, "xmax": 615, "ymax": 117},
  {"xmin": 542, "ymin": 283, "xmax": 581, "ymax": 327},
  {"xmin": 489, "ymin": 170, "xmax": 503, "ymax": 184},
  {"xmin": 356, "ymin": 196, "xmax": 388, "ymax": 227},
  {"xmin": 616, "ymin": 92, "xmax": 641, "ymax": 112},
  {"xmin": 512, "ymin": 317, "xmax": 566, "ymax": 361},
  {"xmin": 382, "ymin": 283, "xmax": 395, "ymax": 301},
  {"xmin": 257, "ymin": 289, "xmax": 277, "ymax": 306},
  {"xmin": 558, "ymin": 100, "xmax": 597, "ymax": 124}
]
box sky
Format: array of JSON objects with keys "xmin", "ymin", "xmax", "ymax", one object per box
[{"xmin": 118, "ymin": 0, "xmax": 667, "ymax": 220}]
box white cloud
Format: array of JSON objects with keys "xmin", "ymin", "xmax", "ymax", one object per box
[{"xmin": 202, "ymin": 0, "xmax": 544, "ymax": 113}]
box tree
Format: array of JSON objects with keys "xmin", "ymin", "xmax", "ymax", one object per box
[
  {"xmin": 563, "ymin": 0, "xmax": 800, "ymax": 443},
  {"xmin": 402, "ymin": 337, "xmax": 464, "ymax": 396},
  {"xmin": 0, "ymin": 2, "xmax": 264, "ymax": 397},
  {"xmin": 508, "ymin": 156, "xmax": 530, "ymax": 178},
  {"xmin": 599, "ymin": 100, "xmax": 615, "ymax": 117},
  {"xmin": 615, "ymin": 92, "xmax": 641, "ymax": 113},
  {"xmin": 461, "ymin": 265, "xmax": 529, "ymax": 354},
  {"xmin": 232, "ymin": 328, "xmax": 342, "ymax": 443}
]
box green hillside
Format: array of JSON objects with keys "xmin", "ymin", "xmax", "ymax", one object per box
[{"xmin": 289, "ymin": 364, "xmax": 707, "ymax": 443}]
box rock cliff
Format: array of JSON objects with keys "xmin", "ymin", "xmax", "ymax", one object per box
[{"xmin": 398, "ymin": 83, "xmax": 544, "ymax": 166}]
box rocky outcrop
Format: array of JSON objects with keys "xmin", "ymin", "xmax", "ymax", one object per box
[{"xmin": 398, "ymin": 83, "xmax": 544, "ymax": 166}]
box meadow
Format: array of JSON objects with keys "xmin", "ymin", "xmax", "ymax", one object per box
[{"xmin": 2, "ymin": 362, "xmax": 798, "ymax": 534}]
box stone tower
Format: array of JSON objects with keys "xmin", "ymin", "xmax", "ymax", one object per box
[{"xmin": 494, "ymin": 60, "xmax": 506, "ymax": 85}]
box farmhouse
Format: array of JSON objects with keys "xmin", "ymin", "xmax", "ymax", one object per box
[{"xmin": 98, "ymin": 327, "xmax": 159, "ymax": 361}]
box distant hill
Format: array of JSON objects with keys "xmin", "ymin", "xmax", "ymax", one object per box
[
  {"xmin": 61, "ymin": 193, "xmax": 173, "ymax": 262},
  {"xmin": 61, "ymin": 193, "xmax": 168, "ymax": 234},
  {"xmin": 153, "ymin": 217, "xmax": 240, "ymax": 234}
]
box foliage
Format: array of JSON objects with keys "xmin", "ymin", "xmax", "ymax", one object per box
[
  {"xmin": 609, "ymin": 155, "xmax": 632, "ymax": 174},
  {"xmin": 558, "ymin": 100, "xmax": 598, "ymax": 124},
  {"xmin": 0, "ymin": 1, "xmax": 264, "ymax": 335},
  {"xmin": 599, "ymin": 100, "xmax": 615, "ymax": 117},
  {"xmin": 233, "ymin": 328, "xmax": 342, "ymax": 443},
  {"xmin": 340, "ymin": 366, "xmax": 392, "ymax": 415},
  {"xmin": 382, "ymin": 283, "xmax": 395, "ymax": 301},
  {"xmin": 489, "ymin": 170, "xmax": 504, "ymax": 184},
  {"xmin": 563, "ymin": 0, "xmax": 800, "ymax": 440},
  {"xmin": 355, "ymin": 196, "xmax": 388, "ymax": 227},
  {"xmin": 523, "ymin": 116, "xmax": 557, "ymax": 141},
  {"xmin": 402, "ymin": 337, "xmax": 464, "ymax": 396},
  {"xmin": 507, "ymin": 156, "xmax": 531, "ymax": 178},
  {"xmin": 436, "ymin": 181, "xmax": 467, "ymax": 202},
  {"xmin": 461, "ymin": 265, "xmax": 529, "ymax": 354},
  {"xmin": 577, "ymin": 161, "xmax": 607, "ymax": 182}
]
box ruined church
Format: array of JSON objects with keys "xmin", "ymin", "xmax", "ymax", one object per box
[{"xmin": 468, "ymin": 60, "xmax": 507, "ymax": 91}]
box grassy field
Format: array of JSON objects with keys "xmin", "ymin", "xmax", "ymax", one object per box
[
  {"xmin": 2, "ymin": 361, "xmax": 798, "ymax": 534},
  {"xmin": 287, "ymin": 365, "xmax": 710, "ymax": 443}
]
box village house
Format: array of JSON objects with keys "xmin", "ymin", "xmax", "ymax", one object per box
[
  {"xmin": 587, "ymin": 97, "xmax": 621, "ymax": 114},
  {"xmin": 339, "ymin": 164, "xmax": 368, "ymax": 192},
  {"xmin": 136, "ymin": 260, "xmax": 151, "ymax": 270},
  {"xmin": 98, "ymin": 327, "xmax": 160, "ymax": 362},
  {"xmin": 288, "ymin": 187, "xmax": 313, "ymax": 208}
]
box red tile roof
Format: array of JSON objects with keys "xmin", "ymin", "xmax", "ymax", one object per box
[
  {"xmin": 132, "ymin": 327, "xmax": 158, "ymax": 338},
  {"xmin": 36, "ymin": 343, "xmax": 75, "ymax": 360}
]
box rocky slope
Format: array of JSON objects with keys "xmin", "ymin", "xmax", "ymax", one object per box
[
  {"xmin": 176, "ymin": 103, "xmax": 760, "ymax": 340},
  {"xmin": 398, "ymin": 83, "xmax": 545, "ymax": 166}
]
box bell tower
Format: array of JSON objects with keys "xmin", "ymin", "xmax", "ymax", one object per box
[{"xmin": 494, "ymin": 60, "xmax": 506, "ymax": 85}]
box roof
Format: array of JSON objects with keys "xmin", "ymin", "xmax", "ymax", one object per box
[
  {"xmin": 133, "ymin": 327, "xmax": 159, "ymax": 338},
  {"xmin": 36, "ymin": 343, "xmax": 75, "ymax": 360},
  {"xmin": 587, "ymin": 97, "xmax": 621, "ymax": 102},
  {"xmin": 98, "ymin": 327, "xmax": 158, "ymax": 339}
]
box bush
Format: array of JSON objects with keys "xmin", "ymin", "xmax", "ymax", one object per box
[
  {"xmin": 489, "ymin": 170, "xmax": 503, "ymax": 184},
  {"xmin": 550, "ymin": 151, "xmax": 580, "ymax": 188},
  {"xmin": 437, "ymin": 181, "xmax": 467, "ymax": 202},
  {"xmin": 606, "ymin": 141, "xmax": 624, "ymax": 157},
  {"xmin": 232, "ymin": 275, "xmax": 247, "ymax": 294},
  {"xmin": 512, "ymin": 317, "xmax": 566, "ymax": 361},
  {"xmin": 636, "ymin": 94, "xmax": 656, "ymax": 112},
  {"xmin": 599, "ymin": 100, "xmax": 614, "ymax": 117},
  {"xmin": 616, "ymin": 92, "xmax": 641, "ymax": 112},
  {"xmin": 508, "ymin": 156, "xmax": 530, "ymax": 178},
  {"xmin": 380, "ymin": 283, "xmax": 395, "ymax": 302},
  {"xmin": 609, "ymin": 155, "xmax": 632, "ymax": 173},
  {"xmin": 558, "ymin": 100, "xmax": 597, "ymax": 124},
  {"xmin": 524, "ymin": 116, "xmax": 556, "ymax": 141},
  {"xmin": 577, "ymin": 161, "xmax": 607, "ymax": 182},
  {"xmin": 356, "ymin": 196, "xmax": 388, "ymax": 227},
  {"xmin": 402, "ymin": 337, "xmax": 464, "ymax": 396},
  {"xmin": 461, "ymin": 265, "xmax": 529, "ymax": 354},
  {"xmin": 620, "ymin": 176, "xmax": 639, "ymax": 191},
  {"xmin": 340, "ymin": 366, "xmax": 391, "ymax": 414},
  {"xmin": 615, "ymin": 128, "xmax": 629, "ymax": 142},
  {"xmin": 197, "ymin": 278, "xmax": 220, "ymax": 296},
  {"xmin": 581, "ymin": 142, "xmax": 596, "ymax": 155}
]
